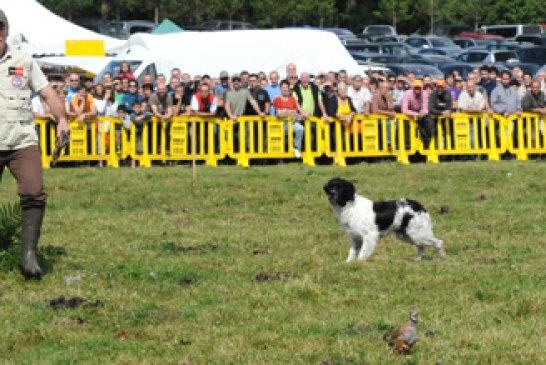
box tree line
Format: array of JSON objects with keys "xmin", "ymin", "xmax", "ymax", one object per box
[{"xmin": 38, "ymin": 0, "xmax": 545, "ymax": 35}]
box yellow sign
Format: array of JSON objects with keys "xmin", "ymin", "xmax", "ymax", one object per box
[{"xmin": 65, "ymin": 40, "xmax": 105, "ymax": 57}]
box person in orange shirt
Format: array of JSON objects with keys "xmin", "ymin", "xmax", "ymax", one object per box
[{"xmin": 69, "ymin": 83, "xmax": 97, "ymax": 122}]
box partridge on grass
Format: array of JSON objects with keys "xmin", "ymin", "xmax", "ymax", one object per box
[{"xmin": 388, "ymin": 308, "xmax": 418, "ymax": 353}]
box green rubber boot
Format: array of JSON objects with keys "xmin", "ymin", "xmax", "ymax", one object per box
[{"xmin": 20, "ymin": 207, "xmax": 45, "ymax": 280}]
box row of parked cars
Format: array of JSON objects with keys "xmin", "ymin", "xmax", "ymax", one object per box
[{"xmin": 334, "ymin": 25, "xmax": 546, "ymax": 79}]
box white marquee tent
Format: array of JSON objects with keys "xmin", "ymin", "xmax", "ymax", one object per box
[
  {"xmin": 0, "ymin": 0, "xmax": 123, "ymax": 56},
  {"xmin": 112, "ymin": 29, "xmax": 363, "ymax": 79}
]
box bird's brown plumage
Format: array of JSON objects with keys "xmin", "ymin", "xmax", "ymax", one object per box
[{"xmin": 388, "ymin": 308, "xmax": 418, "ymax": 353}]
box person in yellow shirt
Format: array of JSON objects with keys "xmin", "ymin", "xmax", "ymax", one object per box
[
  {"xmin": 336, "ymin": 82, "xmax": 356, "ymax": 132},
  {"xmin": 69, "ymin": 83, "xmax": 97, "ymax": 122}
]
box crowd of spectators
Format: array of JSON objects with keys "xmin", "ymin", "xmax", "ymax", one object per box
[{"xmin": 34, "ymin": 61, "xmax": 546, "ymax": 164}]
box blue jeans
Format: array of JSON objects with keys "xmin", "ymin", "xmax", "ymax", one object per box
[{"xmin": 285, "ymin": 121, "xmax": 304, "ymax": 149}]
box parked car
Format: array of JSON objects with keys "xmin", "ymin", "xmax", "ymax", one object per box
[
  {"xmin": 453, "ymin": 37, "xmax": 498, "ymax": 49},
  {"xmin": 514, "ymin": 34, "xmax": 546, "ymax": 46},
  {"xmin": 420, "ymin": 55, "xmax": 458, "ymax": 68},
  {"xmin": 346, "ymin": 41, "xmax": 411, "ymax": 57},
  {"xmin": 323, "ymin": 28, "xmax": 360, "ymax": 43},
  {"xmin": 418, "ymin": 48, "xmax": 450, "ymax": 56},
  {"xmin": 405, "ymin": 36, "xmax": 461, "ymax": 56},
  {"xmin": 187, "ymin": 20, "xmax": 256, "ymax": 31},
  {"xmin": 386, "ymin": 63, "xmax": 444, "ymax": 79},
  {"xmin": 479, "ymin": 24, "xmax": 542, "ymax": 39},
  {"xmin": 114, "ymin": 20, "xmax": 156, "ymax": 38},
  {"xmin": 457, "ymin": 32, "xmax": 503, "ymax": 41},
  {"xmin": 455, "ymin": 50, "xmax": 518, "ymax": 64},
  {"xmin": 345, "ymin": 40, "xmax": 379, "ymax": 52},
  {"xmin": 486, "ymin": 42, "xmax": 528, "ymax": 51},
  {"xmin": 375, "ymin": 42, "xmax": 411, "ymax": 57},
  {"xmin": 362, "ymin": 24, "xmax": 397, "ymax": 37},
  {"xmin": 516, "ymin": 46, "xmax": 546, "ymax": 65},
  {"xmin": 372, "ymin": 35, "xmax": 408, "ymax": 43},
  {"xmin": 363, "ymin": 54, "xmax": 436, "ymax": 66}
]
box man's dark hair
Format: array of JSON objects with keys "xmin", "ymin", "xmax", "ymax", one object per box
[
  {"xmin": 501, "ymin": 70, "xmax": 512, "ymax": 78},
  {"xmin": 142, "ymin": 83, "xmax": 154, "ymax": 91},
  {"xmin": 479, "ymin": 65, "xmax": 490, "ymax": 72},
  {"xmin": 280, "ymin": 80, "xmax": 290, "ymax": 88},
  {"xmin": 489, "ymin": 66, "xmax": 499, "ymax": 75},
  {"xmin": 523, "ymin": 72, "xmax": 532, "ymax": 78}
]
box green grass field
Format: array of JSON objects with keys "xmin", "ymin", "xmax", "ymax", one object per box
[{"xmin": 0, "ymin": 161, "xmax": 545, "ymax": 364}]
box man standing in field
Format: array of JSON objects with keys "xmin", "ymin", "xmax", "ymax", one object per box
[{"xmin": 0, "ymin": 9, "xmax": 69, "ymax": 279}]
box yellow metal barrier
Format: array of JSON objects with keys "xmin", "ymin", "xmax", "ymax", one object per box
[
  {"xmin": 34, "ymin": 113, "xmax": 545, "ymax": 168},
  {"xmin": 508, "ymin": 113, "xmax": 545, "ymax": 160},
  {"xmin": 413, "ymin": 113, "xmax": 545, "ymax": 163},
  {"xmin": 230, "ymin": 116, "xmax": 322, "ymax": 167},
  {"xmin": 37, "ymin": 117, "xmax": 119, "ymax": 168},
  {"xmin": 323, "ymin": 114, "xmax": 414, "ymax": 165},
  {"xmin": 131, "ymin": 116, "xmax": 221, "ymax": 166},
  {"xmin": 419, "ymin": 113, "xmax": 502, "ymax": 163}
]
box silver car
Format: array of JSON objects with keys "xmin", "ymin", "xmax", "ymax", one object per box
[
  {"xmin": 455, "ymin": 50, "xmax": 518, "ymax": 64},
  {"xmin": 404, "ymin": 36, "xmax": 461, "ymax": 56}
]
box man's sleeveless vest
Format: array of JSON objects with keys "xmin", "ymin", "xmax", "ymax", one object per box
[
  {"xmin": 293, "ymin": 83, "xmax": 321, "ymax": 117},
  {"xmin": 194, "ymin": 92, "xmax": 214, "ymax": 112},
  {"xmin": 0, "ymin": 48, "xmax": 36, "ymax": 150}
]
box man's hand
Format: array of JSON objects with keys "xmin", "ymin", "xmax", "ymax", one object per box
[
  {"xmin": 56, "ymin": 119, "xmax": 70, "ymax": 138},
  {"xmin": 442, "ymin": 110, "xmax": 451, "ymax": 118}
]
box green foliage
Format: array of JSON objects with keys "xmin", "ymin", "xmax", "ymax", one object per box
[
  {"xmin": 36, "ymin": 0, "xmax": 546, "ymax": 31},
  {"xmin": 0, "ymin": 201, "xmax": 21, "ymax": 271},
  {"xmin": 0, "ymin": 201, "xmax": 21, "ymax": 250}
]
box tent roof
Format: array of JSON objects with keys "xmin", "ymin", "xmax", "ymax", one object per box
[
  {"xmin": 152, "ymin": 19, "xmax": 183, "ymax": 35},
  {"xmin": 116, "ymin": 29, "xmax": 362, "ymax": 78},
  {"xmin": 0, "ymin": 0, "xmax": 124, "ymax": 56}
]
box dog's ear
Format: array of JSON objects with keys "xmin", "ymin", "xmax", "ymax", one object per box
[{"xmin": 337, "ymin": 179, "xmax": 355, "ymax": 206}]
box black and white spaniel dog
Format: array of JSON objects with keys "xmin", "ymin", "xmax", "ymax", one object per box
[{"xmin": 323, "ymin": 178, "xmax": 445, "ymax": 262}]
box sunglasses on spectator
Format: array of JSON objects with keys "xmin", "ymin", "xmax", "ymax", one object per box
[
  {"xmin": 0, "ymin": 22, "xmax": 6, "ymax": 31},
  {"xmin": 70, "ymin": 79, "xmax": 79, "ymax": 82},
  {"xmin": 289, "ymin": 76, "xmax": 298, "ymax": 80},
  {"xmin": 232, "ymin": 78, "xmax": 241, "ymax": 82},
  {"xmin": 129, "ymin": 84, "xmax": 138, "ymax": 87}
]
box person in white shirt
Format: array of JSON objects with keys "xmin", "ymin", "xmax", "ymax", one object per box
[
  {"xmin": 458, "ymin": 80, "xmax": 485, "ymax": 150},
  {"xmin": 347, "ymin": 74, "xmax": 372, "ymax": 115},
  {"xmin": 458, "ymin": 80, "xmax": 485, "ymax": 113}
]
